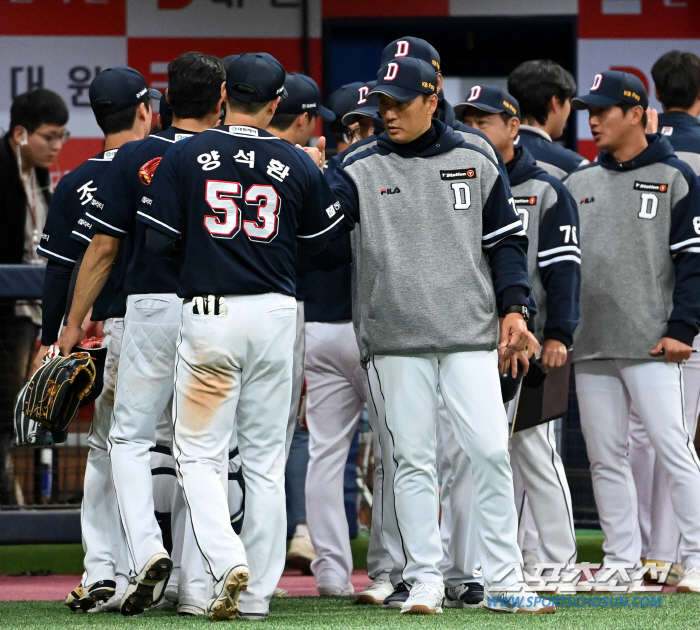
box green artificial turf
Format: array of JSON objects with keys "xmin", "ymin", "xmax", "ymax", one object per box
[{"xmin": 0, "ymin": 595, "xmax": 693, "ymax": 630}]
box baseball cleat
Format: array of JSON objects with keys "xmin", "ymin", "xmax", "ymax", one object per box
[
  {"xmin": 354, "ymin": 574, "xmax": 393, "ymax": 605},
  {"xmin": 120, "ymin": 553, "xmax": 172, "ymax": 616},
  {"xmin": 444, "ymin": 581, "xmax": 485, "ymax": 608},
  {"xmin": 65, "ymin": 580, "xmax": 116, "ymax": 612},
  {"xmin": 177, "ymin": 604, "xmax": 205, "ymax": 616},
  {"xmin": 206, "ymin": 564, "xmax": 250, "ymax": 621},
  {"xmin": 318, "ymin": 584, "xmax": 354, "ymax": 597},
  {"xmin": 485, "ymin": 584, "xmax": 556, "ymax": 614},
  {"xmin": 677, "ymin": 566, "xmax": 700, "ymax": 593},
  {"xmin": 400, "ymin": 581, "xmax": 444, "ymax": 615},
  {"xmin": 273, "ymin": 586, "xmax": 291, "ymax": 598},
  {"xmin": 286, "ymin": 530, "xmax": 316, "ymax": 575},
  {"xmin": 382, "ymin": 581, "xmax": 410, "ymax": 609}
]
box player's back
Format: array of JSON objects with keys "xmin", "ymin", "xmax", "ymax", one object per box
[
  {"xmin": 658, "ymin": 111, "xmax": 700, "ymax": 175},
  {"xmin": 142, "ymin": 124, "xmax": 341, "ymax": 299},
  {"xmin": 515, "ymin": 126, "xmax": 588, "ymax": 179}
]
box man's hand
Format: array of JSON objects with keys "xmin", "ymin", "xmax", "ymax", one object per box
[
  {"xmin": 650, "ymin": 337, "xmax": 692, "ymax": 362},
  {"xmin": 299, "ymin": 136, "xmax": 326, "ymax": 171},
  {"xmin": 541, "ymin": 338, "xmax": 568, "ymax": 370},
  {"xmin": 500, "ymin": 330, "xmax": 539, "ymax": 376},
  {"xmin": 56, "ymin": 322, "xmax": 84, "ymax": 357},
  {"xmin": 645, "ymin": 107, "xmax": 659, "ymax": 134},
  {"xmin": 498, "ymin": 312, "xmax": 529, "ymax": 365}
]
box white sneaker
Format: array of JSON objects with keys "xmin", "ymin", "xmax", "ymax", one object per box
[
  {"xmin": 286, "ymin": 529, "xmax": 317, "ymax": 575},
  {"xmin": 177, "ymin": 604, "xmax": 205, "ymax": 616},
  {"xmin": 400, "ymin": 582, "xmax": 444, "ymax": 615},
  {"xmin": 485, "ymin": 584, "xmax": 556, "ymax": 614},
  {"xmin": 354, "ymin": 575, "xmax": 394, "ymax": 605},
  {"xmin": 677, "ymin": 566, "xmax": 700, "ymax": 593},
  {"xmin": 206, "ymin": 564, "xmax": 250, "ymax": 621},
  {"xmin": 318, "ymin": 584, "xmax": 354, "ymax": 597},
  {"xmin": 273, "ymin": 587, "xmax": 291, "ymax": 598}
]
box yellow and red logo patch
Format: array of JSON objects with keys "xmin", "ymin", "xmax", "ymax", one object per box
[{"xmin": 139, "ymin": 157, "xmax": 162, "ymax": 186}]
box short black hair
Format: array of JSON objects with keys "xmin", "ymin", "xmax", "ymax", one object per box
[
  {"xmin": 9, "ymin": 88, "xmax": 69, "ymax": 134},
  {"xmin": 167, "ymin": 52, "xmax": 226, "ymax": 120},
  {"xmin": 651, "ymin": 50, "xmax": 700, "ymax": 110},
  {"xmin": 508, "ymin": 60, "xmax": 576, "ymax": 125},
  {"xmin": 226, "ymin": 99, "xmax": 268, "ymax": 116},
  {"xmin": 268, "ymin": 111, "xmax": 315, "ymax": 131},
  {"xmin": 93, "ymin": 96, "xmax": 150, "ymax": 136},
  {"xmin": 618, "ymin": 101, "xmax": 648, "ymax": 129}
]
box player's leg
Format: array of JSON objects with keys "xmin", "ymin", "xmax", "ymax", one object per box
[
  {"xmin": 628, "ymin": 409, "xmax": 654, "ymax": 560},
  {"xmin": 510, "ymin": 422, "xmax": 577, "ymax": 567},
  {"xmin": 172, "ymin": 299, "xmax": 248, "ymax": 617},
  {"xmin": 620, "ymin": 360, "xmax": 700, "ymax": 576},
  {"xmin": 234, "ymin": 293, "xmax": 297, "ymax": 617},
  {"xmin": 109, "ymin": 294, "xmax": 182, "ymax": 577},
  {"xmin": 437, "ymin": 392, "xmax": 484, "ymax": 608},
  {"xmin": 305, "ymin": 321, "xmax": 365, "ymax": 595},
  {"xmin": 575, "ymin": 360, "xmax": 640, "ymax": 567},
  {"xmin": 370, "ymin": 354, "xmax": 444, "ymax": 593},
  {"xmin": 648, "ymin": 338, "xmax": 700, "ymax": 569},
  {"xmin": 437, "ymin": 350, "xmax": 522, "ymax": 591},
  {"xmin": 78, "ymin": 318, "xmax": 129, "ymax": 610}
]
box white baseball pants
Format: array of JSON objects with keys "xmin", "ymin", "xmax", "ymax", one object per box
[
  {"xmin": 304, "ymin": 321, "xmax": 366, "ymax": 591},
  {"xmin": 576, "ymin": 359, "xmax": 700, "ymax": 568},
  {"xmin": 109, "ymin": 294, "xmax": 182, "ymax": 572},
  {"xmin": 286, "ymin": 301, "xmax": 306, "ymax": 456},
  {"xmin": 172, "ymin": 293, "xmax": 296, "ymax": 615},
  {"xmin": 436, "ymin": 391, "xmax": 481, "ymax": 587},
  {"xmin": 81, "ymin": 318, "xmax": 129, "ymax": 590},
  {"xmin": 369, "ymin": 351, "xmax": 522, "ymax": 589},
  {"xmin": 628, "ymin": 408, "xmax": 654, "ymax": 558}
]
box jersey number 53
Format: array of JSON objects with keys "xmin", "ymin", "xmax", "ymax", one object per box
[{"xmin": 204, "ymin": 180, "xmax": 280, "ymax": 242}]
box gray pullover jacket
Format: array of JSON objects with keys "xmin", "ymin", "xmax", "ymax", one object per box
[{"xmin": 332, "ymin": 120, "xmax": 531, "ymax": 358}]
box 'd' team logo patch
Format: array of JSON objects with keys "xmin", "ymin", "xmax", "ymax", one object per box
[
  {"xmin": 634, "ymin": 181, "xmax": 668, "ymax": 193},
  {"xmin": 513, "ymin": 196, "xmax": 537, "ymax": 206},
  {"xmin": 139, "ymin": 157, "xmax": 162, "ymax": 186},
  {"xmin": 440, "ymin": 168, "xmax": 476, "ymax": 180}
]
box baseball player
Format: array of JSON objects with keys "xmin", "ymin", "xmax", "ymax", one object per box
[
  {"xmin": 628, "ymin": 51, "xmax": 700, "ymax": 580},
  {"xmin": 508, "ymin": 60, "xmax": 588, "ymax": 179},
  {"xmin": 137, "ymin": 52, "xmax": 343, "ymax": 620},
  {"xmin": 565, "ymin": 71, "xmax": 700, "ymax": 592},
  {"xmin": 328, "ymin": 56, "xmax": 554, "ymax": 614},
  {"xmin": 266, "ymin": 72, "xmax": 336, "ymax": 573},
  {"xmin": 458, "ymin": 85, "xmax": 579, "ymax": 582},
  {"xmin": 326, "ymin": 81, "xmax": 365, "ymax": 153},
  {"xmin": 33, "ymin": 67, "xmax": 156, "ymax": 612},
  {"xmin": 57, "ymin": 52, "xmax": 227, "ymax": 616}
]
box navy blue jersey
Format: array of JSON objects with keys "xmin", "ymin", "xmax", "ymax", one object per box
[
  {"xmin": 138, "ymin": 125, "xmax": 343, "ymax": 299},
  {"xmin": 86, "ymin": 127, "xmax": 195, "ymax": 297},
  {"xmin": 658, "ymin": 111, "xmax": 700, "ymax": 175},
  {"xmin": 515, "ymin": 126, "xmax": 588, "ymax": 179},
  {"xmin": 39, "ymin": 148, "xmax": 124, "ymax": 322}
]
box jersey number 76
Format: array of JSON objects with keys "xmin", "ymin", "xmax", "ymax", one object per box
[{"xmin": 204, "ymin": 180, "xmax": 280, "ymax": 242}]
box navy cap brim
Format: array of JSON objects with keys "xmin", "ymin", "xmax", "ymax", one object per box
[
  {"xmin": 453, "ymin": 101, "xmax": 504, "ymax": 120},
  {"xmin": 148, "ymin": 88, "xmax": 162, "ymax": 99},
  {"xmin": 571, "ymin": 94, "xmax": 619, "ymax": 110},
  {"xmin": 342, "ymin": 106, "xmax": 378, "ymax": 126},
  {"xmin": 316, "ymin": 104, "xmax": 336, "ymax": 122},
  {"xmin": 368, "ymin": 86, "xmax": 423, "ymax": 103}
]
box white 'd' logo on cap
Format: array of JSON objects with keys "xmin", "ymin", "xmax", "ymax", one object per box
[
  {"xmin": 358, "ymin": 86, "xmax": 369, "ymax": 105},
  {"xmin": 591, "ymin": 74, "xmax": 603, "ymax": 91},
  {"xmin": 395, "ymin": 41, "xmax": 409, "ymax": 57},
  {"xmin": 467, "ymin": 85, "xmax": 481, "ymax": 101},
  {"xmin": 384, "ymin": 62, "xmax": 399, "ymax": 81}
]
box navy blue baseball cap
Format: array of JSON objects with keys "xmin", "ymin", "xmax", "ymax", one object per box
[
  {"xmin": 226, "ymin": 52, "xmax": 287, "ymax": 104},
  {"xmin": 223, "ymin": 54, "xmax": 240, "ymax": 67},
  {"xmin": 379, "ymin": 36, "xmax": 441, "ymax": 74},
  {"xmin": 327, "ymin": 81, "xmax": 365, "ymax": 130},
  {"xmin": 342, "ymin": 81, "xmax": 379, "ymax": 126},
  {"xmin": 454, "ymin": 85, "xmax": 520, "ymax": 120},
  {"xmin": 571, "ymin": 70, "xmax": 649, "ymax": 111},
  {"xmin": 369, "ymin": 58, "xmax": 438, "ymax": 103},
  {"xmin": 89, "ymin": 66, "xmax": 161, "ymax": 114},
  {"xmin": 274, "ymin": 73, "xmax": 335, "ymax": 121}
]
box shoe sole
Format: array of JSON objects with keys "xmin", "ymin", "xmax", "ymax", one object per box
[
  {"xmin": 354, "ymin": 594, "xmax": 385, "ymax": 605},
  {"xmin": 401, "ymin": 605, "xmax": 442, "ymax": 615},
  {"xmin": 382, "ymin": 600, "xmax": 407, "ymax": 609},
  {"xmin": 286, "ymin": 553, "xmax": 313, "ymax": 575},
  {"xmin": 120, "ymin": 556, "xmax": 173, "ymax": 616},
  {"xmin": 676, "ymin": 586, "xmax": 700, "ymax": 593},
  {"xmin": 65, "ymin": 586, "xmax": 115, "ymax": 612},
  {"xmin": 208, "ymin": 566, "xmax": 250, "ymax": 621}
]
